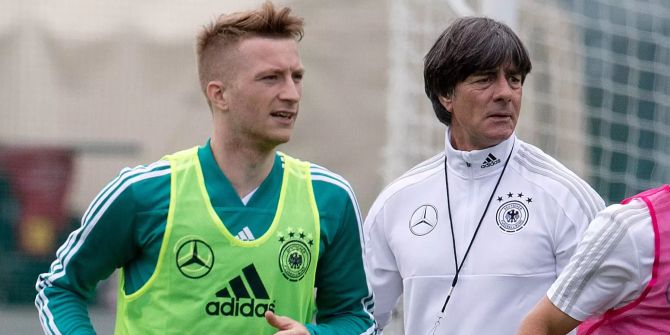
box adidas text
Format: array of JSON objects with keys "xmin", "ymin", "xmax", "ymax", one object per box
[
  {"xmin": 481, "ymin": 158, "xmax": 501, "ymax": 168},
  {"xmin": 206, "ymin": 298, "xmax": 276, "ymax": 318}
]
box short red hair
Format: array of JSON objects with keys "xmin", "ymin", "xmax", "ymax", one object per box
[{"xmin": 196, "ymin": 1, "xmax": 304, "ymax": 94}]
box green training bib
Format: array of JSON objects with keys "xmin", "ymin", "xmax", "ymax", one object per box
[{"xmin": 115, "ymin": 147, "xmax": 320, "ymax": 334}]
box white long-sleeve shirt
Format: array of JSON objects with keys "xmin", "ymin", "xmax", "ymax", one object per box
[
  {"xmin": 364, "ymin": 132, "xmax": 605, "ymax": 335},
  {"xmin": 548, "ymin": 198, "xmax": 654, "ymax": 321}
]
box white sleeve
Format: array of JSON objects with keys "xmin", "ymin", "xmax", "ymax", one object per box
[
  {"xmin": 553, "ymin": 186, "xmax": 606, "ymax": 276},
  {"xmin": 553, "ymin": 206, "xmax": 590, "ymax": 276},
  {"xmin": 547, "ymin": 200, "xmax": 654, "ymax": 321},
  {"xmin": 363, "ymin": 201, "xmax": 403, "ymax": 329}
]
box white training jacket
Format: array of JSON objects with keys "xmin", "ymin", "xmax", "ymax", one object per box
[{"xmin": 364, "ymin": 132, "xmax": 605, "ymax": 335}]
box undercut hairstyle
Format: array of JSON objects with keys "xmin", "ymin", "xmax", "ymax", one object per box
[
  {"xmin": 424, "ymin": 17, "xmax": 532, "ymax": 126},
  {"xmin": 196, "ymin": 1, "xmax": 304, "ymax": 95}
]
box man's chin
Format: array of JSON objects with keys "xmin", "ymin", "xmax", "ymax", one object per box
[
  {"xmin": 275, "ymin": 132, "xmax": 293, "ymax": 143},
  {"xmin": 264, "ymin": 134, "xmax": 292, "ymax": 149},
  {"xmin": 484, "ymin": 131, "xmax": 514, "ymax": 147},
  {"xmin": 489, "ymin": 124, "xmax": 515, "ymax": 138}
]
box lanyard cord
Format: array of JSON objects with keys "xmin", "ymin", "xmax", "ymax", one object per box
[{"xmin": 439, "ymin": 140, "xmax": 515, "ymax": 313}]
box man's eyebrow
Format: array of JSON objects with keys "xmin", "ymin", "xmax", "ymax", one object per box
[
  {"xmin": 501, "ymin": 64, "xmax": 523, "ymax": 75},
  {"xmin": 471, "ymin": 69, "xmax": 498, "ymax": 76},
  {"xmin": 471, "ymin": 68, "xmax": 522, "ymax": 77},
  {"xmin": 505, "ymin": 68, "xmax": 522, "ymax": 76}
]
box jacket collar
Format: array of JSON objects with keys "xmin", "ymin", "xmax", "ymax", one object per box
[{"xmin": 444, "ymin": 128, "xmax": 516, "ymax": 178}]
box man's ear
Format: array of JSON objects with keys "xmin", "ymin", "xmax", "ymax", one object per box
[
  {"xmin": 438, "ymin": 95, "xmax": 452, "ymax": 113},
  {"xmin": 206, "ymin": 80, "xmax": 227, "ymax": 111}
]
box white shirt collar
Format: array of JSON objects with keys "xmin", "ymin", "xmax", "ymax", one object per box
[{"xmin": 444, "ymin": 127, "xmax": 516, "ymax": 178}]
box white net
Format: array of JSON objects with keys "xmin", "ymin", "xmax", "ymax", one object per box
[
  {"xmin": 384, "ymin": 0, "xmax": 457, "ymax": 184},
  {"xmin": 520, "ymin": 0, "xmax": 670, "ymax": 204},
  {"xmin": 385, "ymin": 0, "xmax": 670, "ymax": 206}
]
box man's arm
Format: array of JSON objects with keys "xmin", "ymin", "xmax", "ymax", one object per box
[
  {"xmin": 362, "ymin": 196, "xmax": 403, "ymax": 331},
  {"xmin": 520, "ymin": 199, "xmax": 654, "ymax": 335},
  {"xmin": 36, "ymin": 194, "xmax": 131, "ymax": 334},
  {"xmin": 307, "ymin": 172, "xmax": 376, "ymax": 334},
  {"xmin": 553, "ymin": 188, "xmax": 605, "ymax": 275},
  {"xmin": 517, "ymin": 297, "xmax": 580, "ymax": 335},
  {"xmin": 35, "ymin": 162, "xmax": 168, "ymax": 334}
]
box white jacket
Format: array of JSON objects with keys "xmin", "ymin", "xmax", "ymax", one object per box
[{"xmin": 364, "ymin": 132, "xmax": 605, "ymax": 335}]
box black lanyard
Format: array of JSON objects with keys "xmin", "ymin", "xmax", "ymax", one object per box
[{"xmin": 429, "ymin": 140, "xmax": 515, "ymax": 334}]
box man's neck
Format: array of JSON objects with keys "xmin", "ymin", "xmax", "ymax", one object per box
[
  {"xmin": 210, "ymin": 136, "xmax": 276, "ymax": 199},
  {"xmin": 449, "ymin": 130, "xmax": 506, "ymax": 152}
]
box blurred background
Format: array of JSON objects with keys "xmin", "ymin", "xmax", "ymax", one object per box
[{"xmin": 0, "ymin": 0, "xmax": 668, "ymax": 333}]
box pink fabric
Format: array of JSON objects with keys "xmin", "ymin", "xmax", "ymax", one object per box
[{"xmin": 578, "ymin": 185, "xmax": 670, "ymax": 335}]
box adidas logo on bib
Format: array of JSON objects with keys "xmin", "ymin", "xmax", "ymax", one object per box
[{"xmin": 205, "ymin": 264, "xmax": 275, "ymax": 318}]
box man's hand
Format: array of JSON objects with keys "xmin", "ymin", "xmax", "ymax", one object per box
[{"xmin": 265, "ymin": 311, "xmax": 310, "ymax": 335}]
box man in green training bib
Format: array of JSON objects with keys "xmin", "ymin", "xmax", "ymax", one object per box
[{"xmin": 35, "ymin": 2, "xmax": 376, "ymax": 334}]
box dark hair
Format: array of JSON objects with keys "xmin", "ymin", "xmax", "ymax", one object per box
[
  {"xmin": 196, "ymin": 1, "xmax": 304, "ymax": 93},
  {"xmin": 424, "ymin": 17, "xmax": 532, "ymax": 125}
]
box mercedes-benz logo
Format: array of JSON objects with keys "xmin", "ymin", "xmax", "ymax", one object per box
[
  {"xmin": 409, "ymin": 205, "xmax": 438, "ymax": 236},
  {"xmin": 175, "ymin": 239, "xmax": 215, "ymax": 279}
]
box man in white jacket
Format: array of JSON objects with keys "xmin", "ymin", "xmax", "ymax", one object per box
[{"xmin": 363, "ymin": 16, "xmax": 605, "ymax": 335}]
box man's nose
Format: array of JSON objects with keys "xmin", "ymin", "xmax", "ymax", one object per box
[
  {"xmin": 493, "ymin": 75, "xmax": 514, "ymax": 102},
  {"xmin": 279, "ymin": 78, "xmax": 301, "ymax": 102}
]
